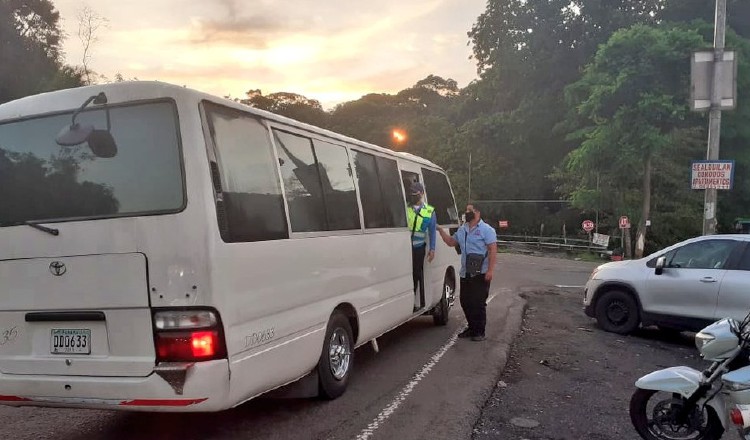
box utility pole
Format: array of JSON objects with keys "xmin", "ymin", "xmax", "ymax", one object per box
[
  {"xmin": 467, "ymin": 150, "xmax": 472, "ymax": 202},
  {"xmin": 595, "ymin": 173, "xmax": 600, "ymax": 234},
  {"xmin": 703, "ymin": 0, "xmax": 727, "ymax": 235}
]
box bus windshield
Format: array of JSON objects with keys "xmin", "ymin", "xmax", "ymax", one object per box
[{"xmin": 0, "ymin": 100, "xmax": 184, "ymax": 226}]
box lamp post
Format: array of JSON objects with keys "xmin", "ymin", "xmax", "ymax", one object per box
[{"xmin": 468, "ymin": 149, "xmax": 472, "ymax": 203}]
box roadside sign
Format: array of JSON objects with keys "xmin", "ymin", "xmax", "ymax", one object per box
[
  {"xmin": 691, "ymin": 160, "xmax": 735, "ymax": 190},
  {"xmin": 619, "ymin": 216, "xmax": 630, "ymax": 229},
  {"xmin": 582, "ymin": 220, "xmax": 594, "ymax": 232},
  {"xmin": 592, "ymin": 233, "xmax": 610, "ymax": 247},
  {"xmin": 498, "ymin": 220, "xmax": 509, "ymax": 228},
  {"xmin": 691, "ymin": 50, "xmax": 737, "ymax": 111}
]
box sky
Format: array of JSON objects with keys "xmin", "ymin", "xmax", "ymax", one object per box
[{"xmin": 52, "ymin": 0, "xmax": 486, "ymax": 109}]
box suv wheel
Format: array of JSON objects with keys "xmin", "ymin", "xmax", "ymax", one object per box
[{"xmin": 594, "ymin": 290, "xmax": 640, "ymax": 335}]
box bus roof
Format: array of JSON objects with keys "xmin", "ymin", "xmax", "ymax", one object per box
[{"xmin": 0, "ymin": 81, "xmax": 445, "ymax": 171}]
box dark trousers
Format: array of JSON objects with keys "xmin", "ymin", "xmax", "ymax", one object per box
[
  {"xmin": 412, "ymin": 245, "xmax": 426, "ymax": 309},
  {"xmin": 460, "ymin": 276, "xmax": 490, "ymax": 336}
]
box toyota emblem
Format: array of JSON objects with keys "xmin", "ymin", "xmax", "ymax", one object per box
[{"xmin": 49, "ymin": 261, "xmax": 67, "ymax": 276}]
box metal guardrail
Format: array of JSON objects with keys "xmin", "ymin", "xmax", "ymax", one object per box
[{"xmin": 497, "ymin": 234, "xmax": 612, "ymax": 254}]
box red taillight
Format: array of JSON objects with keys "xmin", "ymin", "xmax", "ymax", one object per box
[
  {"xmin": 731, "ymin": 408, "xmax": 745, "ymax": 426},
  {"xmin": 191, "ymin": 331, "xmax": 216, "ymax": 357},
  {"xmin": 156, "ymin": 330, "xmax": 223, "ymax": 362},
  {"xmin": 153, "ymin": 309, "xmax": 226, "ymax": 362}
]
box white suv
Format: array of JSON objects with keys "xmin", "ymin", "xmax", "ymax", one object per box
[{"xmin": 584, "ymin": 235, "xmax": 750, "ymax": 334}]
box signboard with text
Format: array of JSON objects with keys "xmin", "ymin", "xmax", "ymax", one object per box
[
  {"xmin": 691, "ymin": 160, "xmax": 735, "ymax": 190},
  {"xmin": 582, "ymin": 220, "xmax": 594, "ymax": 232},
  {"xmin": 592, "ymin": 233, "xmax": 610, "ymax": 248},
  {"xmin": 619, "ymin": 216, "xmax": 630, "ymax": 229}
]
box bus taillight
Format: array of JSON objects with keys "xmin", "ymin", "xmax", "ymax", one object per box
[{"xmin": 153, "ymin": 309, "xmax": 226, "ymax": 362}]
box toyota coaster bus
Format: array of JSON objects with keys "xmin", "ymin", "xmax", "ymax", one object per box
[{"xmin": 0, "ymin": 81, "xmax": 460, "ymax": 411}]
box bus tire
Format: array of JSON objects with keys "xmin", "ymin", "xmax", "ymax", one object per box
[
  {"xmin": 432, "ymin": 278, "xmax": 453, "ymax": 326},
  {"xmin": 318, "ymin": 311, "xmax": 354, "ymax": 400}
]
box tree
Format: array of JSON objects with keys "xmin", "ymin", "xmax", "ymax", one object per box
[
  {"xmin": 661, "ymin": 0, "xmax": 750, "ymax": 38},
  {"xmin": 77, "ymin": 4, "xmax": 108, "ymax": 85},
  {"xmin": 238, "ymin": 90, "xmax": 330, "ymax": 128},
  {"xmin": 559, "ymin": 24, "xmax": 708, "ymax": 257},
  {"xmin": 464, "ymin": 0, "xmax": 750, "ymax": 246},
  {"xmin": 0, "ymin": 0, "xmax": 83, "ymax": 104}
]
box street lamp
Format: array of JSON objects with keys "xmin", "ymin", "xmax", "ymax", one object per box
[{"xmin": 392, "ymin": 129, "xmax": 407, "ymax": 146}]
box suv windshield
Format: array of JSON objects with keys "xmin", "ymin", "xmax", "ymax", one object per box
[{"xmin": 0, "ymin": 100, "xmax": 184, "ymax": 226}]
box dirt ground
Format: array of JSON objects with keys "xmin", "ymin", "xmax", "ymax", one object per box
[{"xmin": 473, "ymin": 286, "xmax": 741, "ymax": 440}]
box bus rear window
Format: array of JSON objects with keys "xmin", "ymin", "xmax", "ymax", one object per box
[{"xmin": 0, "ymin": 101, "xmax": 184, "ymax": 226}]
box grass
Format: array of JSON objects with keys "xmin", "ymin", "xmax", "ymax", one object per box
[{"xmin": 574, "ymin": 252, "xmax": 607, "ymax": 262}]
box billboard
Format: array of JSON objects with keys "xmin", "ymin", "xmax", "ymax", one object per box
[{"xmin": 691, "ymin": 160, "xmax": 735, "ymax": 190}]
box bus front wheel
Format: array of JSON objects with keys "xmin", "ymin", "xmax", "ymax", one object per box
[{"xmin": 318, "ymin": 311, "xmax": 354, "ymax": 399}]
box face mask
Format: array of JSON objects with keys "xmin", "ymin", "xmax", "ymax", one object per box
[
  {"xmin": 464, "ymin": 211, "xmax": 476, "ymax": 222},
  {"xmin": 410, "ymin": 194, "xmax": 422, "ymax": 205}
]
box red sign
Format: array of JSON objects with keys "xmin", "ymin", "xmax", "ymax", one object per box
[
  {"xmin": 582, "ymin": 220, "xmax": 594, "ymax": 232},
  {"xmin": 619, "ymin": 216, "xmax": 630, "ymax": 229},
  {"xmin": 498, "ymin": 220, "xmax": 509, "ymax": 228}
]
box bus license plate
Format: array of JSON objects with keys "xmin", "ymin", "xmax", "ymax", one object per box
[{"xmin": 51, "ymin": 329, "xmax": 91, "ymax": 355}]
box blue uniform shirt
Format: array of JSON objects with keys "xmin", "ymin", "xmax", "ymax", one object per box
[{"xmin": 454, "ymin": 220, "xmax": 497, "ymax": 277}]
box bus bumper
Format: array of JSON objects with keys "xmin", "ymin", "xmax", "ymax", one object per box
[{"xmin": 0, "ymin": 359, "xmax": 230, "ymax": 412}]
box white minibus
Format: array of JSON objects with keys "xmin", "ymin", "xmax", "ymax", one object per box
[{"xmin": 0, "ymin": 82, "xmax": 460, "ymax": 411}]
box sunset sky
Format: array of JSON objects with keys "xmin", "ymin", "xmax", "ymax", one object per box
[{"xmin": 52, "ymin": 0, "xmax": 486, "ymax": 108}]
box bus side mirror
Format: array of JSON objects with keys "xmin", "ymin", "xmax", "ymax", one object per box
[
  {"xmin": 655, "ymin": 256, "xmax": 666, "ymax": 275},
  {"xmin": 55, "ymin": 123, "xmax": 94, "ymax": 146},
  {"xmin": 54, "ymin": 92, "xmax": 117, "ymax": 158},
  {"xmin": 86, "ymin": 129, "xmax": 118, "ymax": 158}
]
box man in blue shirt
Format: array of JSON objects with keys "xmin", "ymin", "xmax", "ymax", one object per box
[
  {"xmin": 438, "ymin": 204, "xmax": 497, "ymax": 341},
  {"xmin": 407, "ymin": 182, "xmax": 437, "ymax": 312}
]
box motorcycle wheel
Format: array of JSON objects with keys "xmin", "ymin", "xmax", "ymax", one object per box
[{"xmin": 630, "ymin": 388, "xmax": 724, "ymax": 440}]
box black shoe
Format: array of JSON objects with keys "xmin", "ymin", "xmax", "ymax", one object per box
[
  {"xmin": 458, "ymin": 329, "xmax": 472, "ymax": 338},
  {"xmin": 471, "ymin": 335, "xmax": 486, "ymax": 342}
]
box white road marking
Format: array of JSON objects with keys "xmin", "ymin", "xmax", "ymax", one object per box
[
  {"xmin": 354, "ymin": 294, "xmax": 498, "ymax": 440},
  {"xmin": 554, "ymin": 285, "xmax": 585, "ymax": 289}
]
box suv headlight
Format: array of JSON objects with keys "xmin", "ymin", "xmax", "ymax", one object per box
[{"xmin": 589, "ymin": 267, "xmax": 601, "ymax": 280}]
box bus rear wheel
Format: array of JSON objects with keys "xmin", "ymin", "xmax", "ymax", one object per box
[
  {"xmin": 318, "ymin": 311, "xmax": 354, "ymax": 400},
  {"xmin": 432, "ymin": 277, "xmax": 453, "ymax": 326}
]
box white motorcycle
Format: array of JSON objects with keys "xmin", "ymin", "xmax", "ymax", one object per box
[{"xmin": 630, "ymin": 314, "xmax": 750, "ymax": 440}]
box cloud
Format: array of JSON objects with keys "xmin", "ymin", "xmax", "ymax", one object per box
[
  {"xmin": 187, "ymin": 0, "xmax": 307, "ymax": 47},
  {"xmin": 52, "ymin": 0, "xmax": 485, "ymax": 108}
]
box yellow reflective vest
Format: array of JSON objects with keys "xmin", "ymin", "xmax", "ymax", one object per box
[{"xmin": 407, "ymin": 204, "xmax": 435, "ymax": 247}]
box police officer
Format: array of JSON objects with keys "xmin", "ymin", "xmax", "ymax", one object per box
[
  {"xmin": 437, "ymin": 204, "xmax": 497, "ymax": 341},
  {"xmin": 407, "ymin": 182, "xmax": 436, "ymax": 312}
]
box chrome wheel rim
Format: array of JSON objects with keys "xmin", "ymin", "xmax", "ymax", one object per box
[
  {"xmin": 445, "ymin": 283, "xmax": 455, "ymax": 307},
  {"xmin": 647, "ymin": 394, "xmax": 707, "ymax": 440},
  {"xmin": 329, "ymin": 328, "xmax": 351, "ymax": 380}
]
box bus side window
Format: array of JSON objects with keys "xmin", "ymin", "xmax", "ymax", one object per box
[
  {"xmin": 421, "ymin": 168, "xmax": 458, "ymax": 224},
  {"xmin": 273, "ymin": 130, "xmax": 361, "ymax": 233},
  {"xmin": 401, "ymin": 170, "xmax": 420, "ymax": 203},
  {"xmin": 203, "ymin": 102, "xmax": 288, "ymax": 242},
  {"xmin": 313, "ymin": 139, "xmax": 360, "ymax": 231},
  {"xmin": 352, "ymin": 152, "xmax": 405, "ymax": 229},
  {"xmin": 274, "ymin": 130, "xmax": 327, "ymax": 233},
  {"xmin": 376, "ymin": 156, "xmax": 406, "ymax": 228}
]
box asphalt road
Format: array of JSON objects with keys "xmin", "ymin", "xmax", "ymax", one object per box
[
  {"xmin": 475, "ymin": 267, "xmax": 742, "ymax": 440},
  {"xmin": 0, "ymin": 253, "xmax": 595, "ymax": 440}
]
